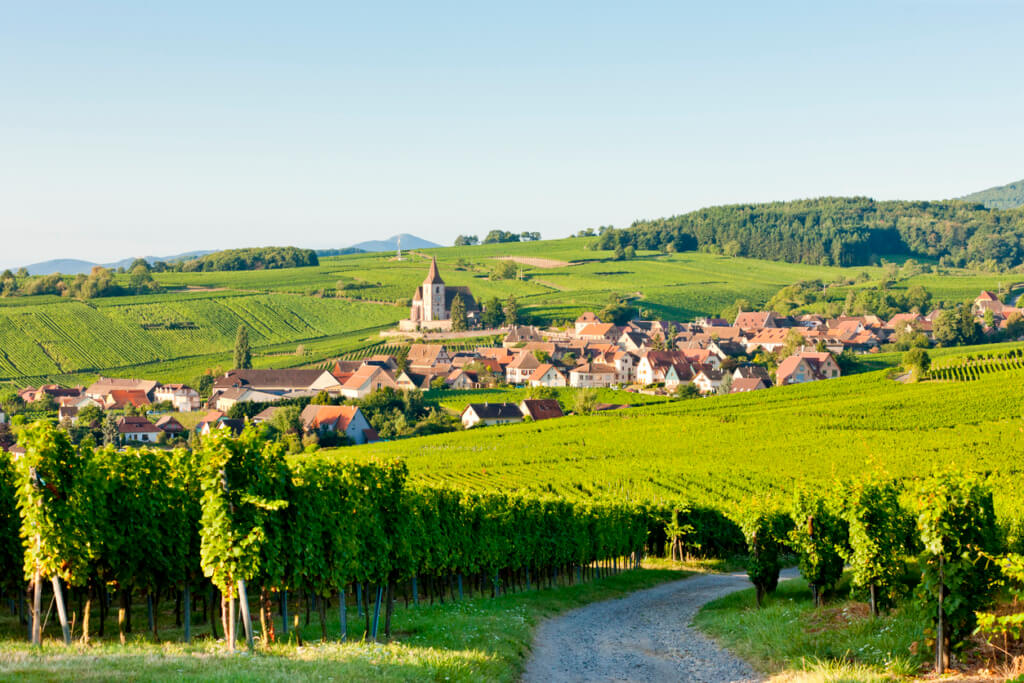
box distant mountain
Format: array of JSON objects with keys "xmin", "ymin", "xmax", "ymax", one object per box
[
  {"xmin": 350, "ymin": 233, "xmax": 440, "ymax": 252},
  {"xmin": 21, "ymin": 250, "xmax": 215, "ymax": 275},
  {"xmin": 316, "ymin": 247, "xmax": 365, "ymax": 257},
  {"xmin": 959, "ymin": 178, "xmax": 1024, "ymax": 209}
]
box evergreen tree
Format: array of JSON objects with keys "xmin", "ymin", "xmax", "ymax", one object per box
[
  {"xmin": 102, "ymin": 415, "xmax": 119, "ymax": 447},
  {"xmin": 450, "ymin": 293, "xmax": 467, "ymax": 331},
  {"xmin": 234, "ymin": 325, "xmax": 252, "ymax": 369},
  {"xmin": 503, "ymin": 296, "xmax": 519, "ymax": 327}
]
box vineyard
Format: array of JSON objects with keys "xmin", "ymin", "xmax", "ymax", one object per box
[
  {"xmin": 345, "ymin": 359, "xmax": 1024, "ymax": 523},
  {"xmin": 926, "ymin": 346, "xmax": 1024, "ymax": 381},
  {"xmin": 4, "ymin": 425, "xmax": 662, "ymax": 650},
  {"xmin": 0, "ymin": 294, "xmax": 402, "ymax": 382}
]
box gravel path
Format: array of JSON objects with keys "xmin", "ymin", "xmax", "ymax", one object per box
[{"xmin": 522, "ymin": 569, "xmax": 798, "ymax": 683}]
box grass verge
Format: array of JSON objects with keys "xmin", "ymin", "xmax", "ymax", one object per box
[
  {"xmin": 0, "ymin": 562, "xmax": 699, "ymax": 682},
  {"xmin": 693, "ymin": 575, "xmax": 928, "ymax": 682}
]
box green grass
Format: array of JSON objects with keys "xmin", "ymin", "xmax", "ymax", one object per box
[
  {"xmin": 0, "ymin": 564, "xmax": 694, "ymax": 682},
  {"xmin": 694, "ymin": 575, "xmax": 927, "ymax": 681}
]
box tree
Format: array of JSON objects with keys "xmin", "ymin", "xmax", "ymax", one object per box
[
  {"xmin": 483, "ymin": 230, "xmax": 520, "ymax": 244},
  {"xmin": 1006, "ymin": 311, "xmax": 1024, "ymax": 339},
  {"xmin": 675, "ymin": 383, "xmax": 700, "ymax": 399},
  {"xmin": 779, "ymin": 328, "xmax": 805, "ymax": 359},
  {"xmin": 102, "ymin": 415, "xmax": 119, "ymax": 447},
  {"xmin": 453, "ymin": 235, "xmax": 479, "ymax": 246},
  {"xmin": 195, "ymin": 374, "xmax": 214, "ymax": 397},
  {"xmin": 902, "ymin": 347, "xmax": 931, "ymax": 381},
  {"xmin": 270, "ymin": 405, "xmax": 302, "ymax": 436},
  {"xmin": 613, "ymin": 244, "xmax": 625, "ymax": 261},
  {"xmin": 503, "ymin": 296, "xmax": 520, "ymax": 327},
  {"xmin": 490, "ymin": 261, "xmax": 517, "ymax": 280},
  {"xmin": 716, "ymin": 373, "xmax": 734, "ymax": 395},
  {"xmin": 234, "ymin": 326, "xmax": 252, "ymax": 370},
  {"xmin": 481, "ymin": 297, "xmax": 503, "ymax": 328},
  {"xmin": 573, "ymin": 388, "xmax": 598, "ymax": 415},
  {"xmin": 77, "ymin": 404, "xmax": 103, "ymax": 428},
  {"xmin": 450, "ymin": 294, "xmax": 467, "ymax": 332},
  {"xmin": 0, "ymin": 390, "xmax": 23, "ymax": 416}
]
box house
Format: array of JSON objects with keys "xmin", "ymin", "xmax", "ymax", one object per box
[
  {"xmin": 154, "ymin": 415, "xmax": 185, "ymax": 435},
  {"xmin": 776, "ymin": 352, "xmax": 841, "ymax": 386},
  {"xmin": 972, "ymin": 290, "xmax": 1004, "ymax": 315},
  {"xmin": 19, "ymin": 384, "xmax": 83, "ymax": 404},
  {"xmin": 153, "ymin": 384, "xmax": 201, "ymax": 412},
  {"xmin": 199, "ymin": 417, "xmax": 244, "ymax": 436},
  {"xmin": 576, "ymin": 323, "xmax": 620, "ymax": 343},
  {"xmin": 663, "ymin": 362, "xmax": 695, "ymax": 390},
  {"xmin": 636, "ymin": 350, "xmax": 697, "ymax": 385},
  {"xmin": 519, "ymin": 399, "xmax": 564, "ymax": 421},
  {"xmin": 444, "ymin": 368, "xmax": 478, "ymax": 390},
  {"xmin": 734, "ymin": 310, "xmax": 778, "ymax": 330},
  {"xmin": 733, "ymin": 365, "xmax": 772, "ymax": 383},
  {"xmin": 104, "ymin": 389, "xmax": 152, "ymax": 411},
  {"xmin": 504, "ymin": 325, "xmax": 544, "ymax": 346},
  {"xmin": 299, "ymin": 405, "xmax": 378, "ymax": 444},
  {"xmin": 617, "ymin": 330, "xmax": 650, "ymax": 353},
  {"xmin": 506, "ymin": 352, "xmax": 542, "ymax": 384},
  {"xmin": 730, "ymin": 377, "xmax": 768, "ymax": 393},
  {"xmin": 745, "ymin": 328, "xmax": 798, "ymax": 354},
  {"xmin": 569, "ymin": 362, "xmax": 617, "ymax": 388},
  {"xmin": 461, "ymin": 403, "xmax": 524, "ymax": 429},
  {"xmin": 396, "ymin": 371, "xmax": 435, "ymax": 391},
  {"xmin": 692, "ymin": 366, "xmax": 725, "ymax": 395},
  {"xmin": 195, "ymin": 410, "xmax": 225, "ymax": 432},
  {"xmin": 117, "ymin": 416, "xmax": 163, "ymax": 443},
  {"xmin": 407, "ymin": 344, "xmax": 451, "ymax": 371},
  {"xmin": 57, "ymin": 395, "xmax": 103, "ymax": 424},
  {"xmin": 528, "ymin": 364, "xmax": 568, "ymax": 388},
  {"xmin": 85, "ymin": 377, "xmax": 159, "ymax": 402},
  {"xmin": 339, "ymin": 365, "xmax": 399, "ymax": 399},
  {"xmin": 252, "ymin": 406, "xmax": 282, "ymax": 424},
  {"xmin": 213, "ymin": 387, "xmax": 281, "ymax": 412},
  {"xmin": 574, "ymin": 312, "xmax": 600, "ymax": 334},
  {"xmin": 212, "ymin": 369, "xmax": 341, "ymax": 398}
]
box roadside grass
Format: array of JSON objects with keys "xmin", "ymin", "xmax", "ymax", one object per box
[
  {"xmin": 693, "ymin": 574, "xmax": 928, "ymax": 682},
  {"xmin": 0, "ymin": 561, "xmax": 700, "ymax": 681}
]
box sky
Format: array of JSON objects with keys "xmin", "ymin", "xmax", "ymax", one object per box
[{"xmin": 1, "ymin": 1, "xmax": 1023, "ymax": 269}]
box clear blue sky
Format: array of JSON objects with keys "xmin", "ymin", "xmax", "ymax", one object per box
[{"xmin": 2, "ymin": 1, "xmax": 1022, "ymax": 268}]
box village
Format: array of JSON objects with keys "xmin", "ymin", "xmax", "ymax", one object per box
[{"xmin": 1, "ymin": 258, "xmax": 1021, "ymax": 451}]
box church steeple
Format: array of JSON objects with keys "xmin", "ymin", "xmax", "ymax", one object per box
[{"xmin": 424, "ymin": 256, "xmax": 444, "ymax": 285}]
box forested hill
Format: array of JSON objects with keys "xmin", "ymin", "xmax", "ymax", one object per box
[
  {"xmin": 605, "ymin": 197, "xmax": 1024, "ymax": 269},
  {"xmin": 180, "ymin": 246, "xmax": 318, "ymax": 272},
  {"xmin": 960, "ymin": 179, "xmax": 1024, "ymax": 210}
]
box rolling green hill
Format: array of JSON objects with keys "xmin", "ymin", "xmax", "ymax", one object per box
[
  {"xmin": 960, "ymin": 178, "xmax": 1024, "ymax": 210},
  {"xmin": 344, "ymin": 345, "xmax": 1024, "ymax": 522},
  {"xmin": 0, "ymin": 237, "xmax": 1017, "ymax": 385}
]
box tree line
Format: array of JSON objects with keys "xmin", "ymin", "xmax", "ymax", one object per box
[{"xmin": 596, "ymin": 197, "xmax": 1024, "ymax": 269}]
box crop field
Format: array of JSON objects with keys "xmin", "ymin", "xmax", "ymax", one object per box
[
  {"xmin": 0, "ymin": 294, "xmax": 401, "ymax": 383},
  {"xmin": 345, "ymin": 348, "xmax": 1024, "ymax": 521}
]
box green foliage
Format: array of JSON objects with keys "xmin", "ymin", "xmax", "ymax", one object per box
[
  {"xmin": 503, "ymin": 296, "xmax": 520, "ymax": 326},
  {"xmin": 913, "ymin": 470, "xmax": 1001, "ymax": 658},
  {"xmin": 740, "ymin": 504, "xmax": 793, "ymax": 606},
  {"xmin": 482, "ymin": 230, "xmax": 521, "ymax": 244},
  {"xmin": 960, "ymin": 178, "xmax": 1024, "ymax": 210},
  {"xmin": 840, "ymin": 478, "xmax": 909, "ymax": 612},
  {"xmin": 12, "ymin": 423, "xmax": 98, "ymax": 585},
  {"xmin": 198, "ymin": 428, "xmax": 289, "ymax": 597},
  {"xmin": 787, "ymin": 490, "xmax": 846, "ymax": 604},
  {"xmin": 450, "ymin": 293, "xmax": 468, "ymax": 332},
  {"xmin": 973, "ymin": 553, "xmax": 1024, "ymax": 660},
  {"xmin": 621, "ymin": 197, "xmax": 1024, "ymax": 268},
  {"xmin": 454, "ymin": 235, "xmax": 479, "ymax": 246},
  {"xmin": 902, "ymin": 347, "xmax": 931, "ymax": 380},
  {"xmin": 181, "ymin": 247, "xmax": 318, "ymax": 272},
  {"xmin": 233, "ymin": 325, "xmax": 252, "ymax": 370}
]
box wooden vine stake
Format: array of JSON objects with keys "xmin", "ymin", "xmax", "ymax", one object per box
[
  {"xmin": 237, "ymin": 579, "xmax": 254, "ymax": 652},
  {"xmin": 51, "ymin": 576, "xmax": 70, "ymax": 645}
]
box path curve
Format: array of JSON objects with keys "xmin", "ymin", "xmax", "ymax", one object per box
[{"xmin": 522, "ymin": 568, "xmax": 797, "ymax": 683}]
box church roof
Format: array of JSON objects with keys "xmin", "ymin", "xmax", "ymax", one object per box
[{"xmin": 424, "ymin": 257, "xmax": 444, "ymax": 285}]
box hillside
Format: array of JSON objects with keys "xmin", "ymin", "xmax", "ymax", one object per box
[
  {"xmin": 352, "ymin": 233, "xmax": 441, "ymax": 252},
  {"xmin": 615, "ymin": 197, "xmax": 1024, "ymax": 268},
  {"xmin": 21, "ymin": 250, "xmax": 214, "ymax": 275},
  {"xmin": 1, "ymin": 238, "xmax": 1015, "ymax": 385},
  {"xmin": 348, "ymin": 350, "xmax": 1024, "ymax": 519},
  {"xmin": 960, "ymin": 177, "xmax": 1024, "ymax": 209}
]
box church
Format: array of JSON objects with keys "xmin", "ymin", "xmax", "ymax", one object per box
[{"xmin": 400, "ymin": 257, "xmax": 478, "ymax": 331}]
